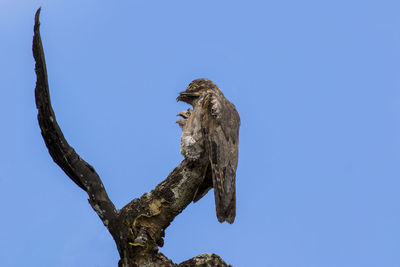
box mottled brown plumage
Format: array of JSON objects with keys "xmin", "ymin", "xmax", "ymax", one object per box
[{"xmin": 177, "ymin": 79, "xmax": 240, "ymax": 223}]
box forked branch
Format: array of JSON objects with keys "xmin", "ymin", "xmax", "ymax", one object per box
[{"xmin": 33, "ymin": 8, "xmax": 230, "ymax": 267}]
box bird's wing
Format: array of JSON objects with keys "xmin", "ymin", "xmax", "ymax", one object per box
[{"xmin": 201, "ymin": 92, "xmax": 240, "ymax": 223}]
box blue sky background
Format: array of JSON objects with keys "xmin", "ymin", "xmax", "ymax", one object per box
[{"xmin": 1, "ymin": 1, "xmax": 400, "ymax": 266}]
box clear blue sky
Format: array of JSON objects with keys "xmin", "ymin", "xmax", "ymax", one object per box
[{"xmin": 1, "ymin": 1, "xmax": 399, "ymax": 266}]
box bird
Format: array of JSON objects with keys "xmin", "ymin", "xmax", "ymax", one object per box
[
  {"xmin": 177, "ymin": 78, "xmax": 240, "ymax": 224},
  {"xmin": 176, "ymin": 109, "xmax": 192, "ymax": 129}
]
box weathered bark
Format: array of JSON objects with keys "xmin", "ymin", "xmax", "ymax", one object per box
[{"xmin": 33, "ymin": 8, "xmax": 231, "ymax": 267}]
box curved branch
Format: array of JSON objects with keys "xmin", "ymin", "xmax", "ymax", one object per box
[{"xmin": 33, "ymin": 8, "xmax": 117, "ymax": 225}]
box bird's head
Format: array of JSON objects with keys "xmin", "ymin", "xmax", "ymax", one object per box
[
  {"xmin": 177, "ymin": 109, "xmax": 192, "ymax": 119},
  {"xmin": 176, "ymin": 109, "xmax": 192, "ymax": 128},
  {"xmin": 177, "ymin": 78, "xmax": 219, "ymax": 106}
]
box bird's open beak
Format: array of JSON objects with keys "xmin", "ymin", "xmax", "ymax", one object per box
[
  {"xmin": 176, "ymin": 91, "xmax": 199, "ymax": 102},
  {"xmin": 177, "ymin": 110, "xmax": 191, "ymax": 118}
]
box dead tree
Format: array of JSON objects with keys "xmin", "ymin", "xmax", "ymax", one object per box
[{"xmin": 33, "ymin": 8, "xmax": 231, "ymax": 267}]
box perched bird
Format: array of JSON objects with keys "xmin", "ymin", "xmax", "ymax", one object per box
[
  {"xmin": 176, "ymin": 109, "xmax": 192, "ymax": 129},
  {"xmin": 177, "ymin": 79, "xmax": 240, "ymax": 224}
]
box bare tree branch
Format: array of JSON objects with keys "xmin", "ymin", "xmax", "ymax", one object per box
[
  {"xmin": 33, "ymin": 7, "xmax": 117, "ymax": 226},
  {"xmin": 116, "ymin": 158, "xmax": 210, "ymax": 264}
]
